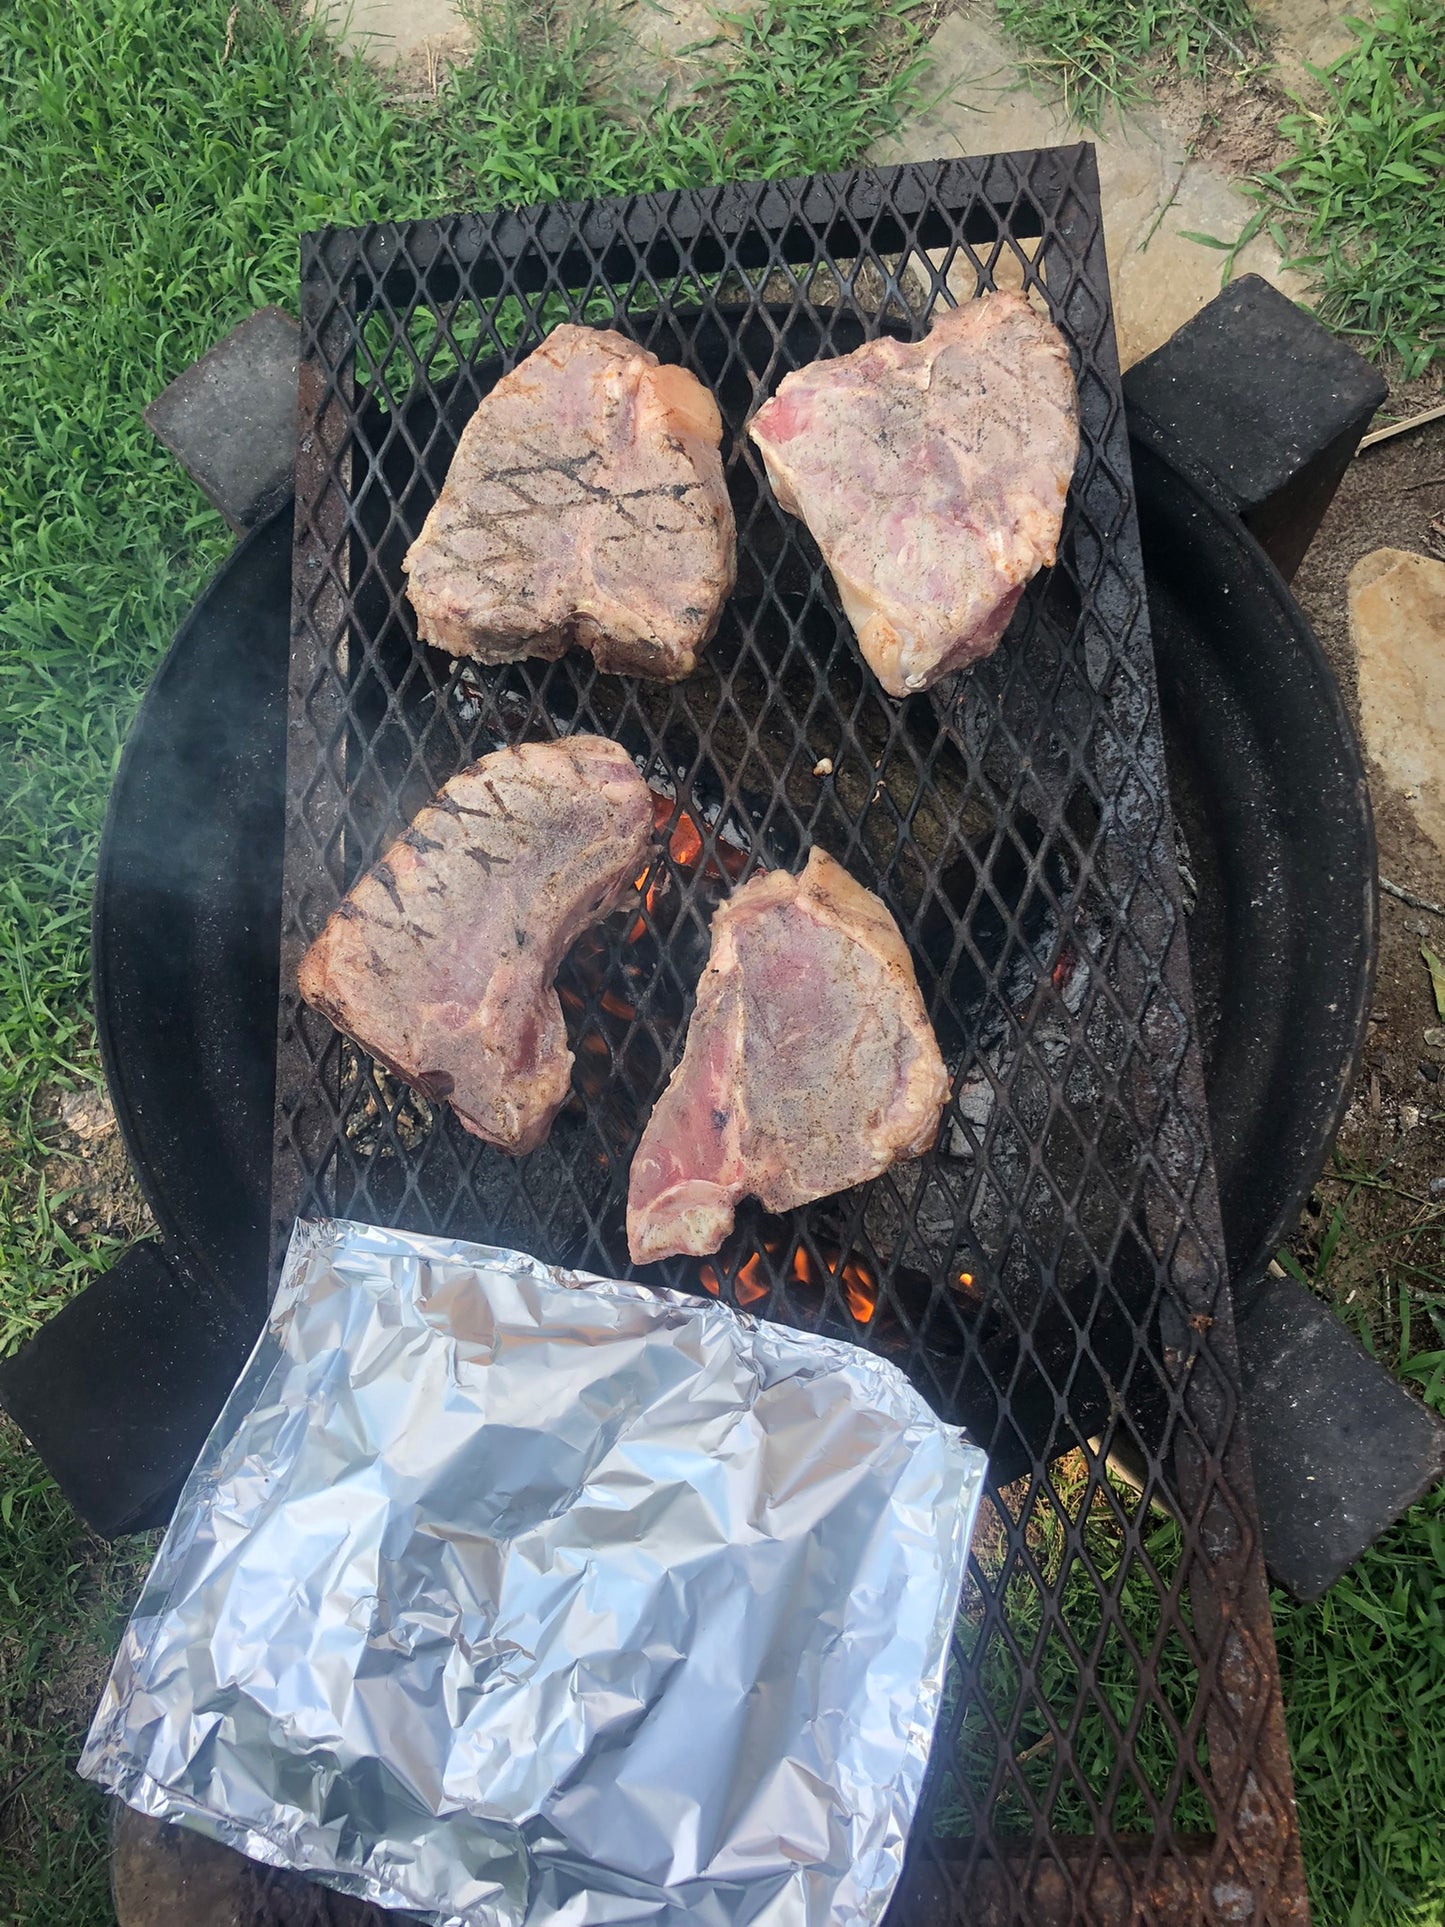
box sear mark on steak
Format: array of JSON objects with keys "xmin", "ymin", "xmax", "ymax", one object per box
[
  {"xmin": 748, "ymin": 292, "xmax": 1079, "ymax": 698},
  {"xmin": 403, "ymin": 324, "xmax": 737, "ymax": 683},
  {"xmin": 297, "ymin": 736, "xmax": 654, "ymax": 1156},
  {"xmin": 626, "ymin": 848, "xmax": 950, "ymax": 1263}
]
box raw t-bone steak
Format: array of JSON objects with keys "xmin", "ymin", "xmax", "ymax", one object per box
[
  {"xmin": 297, "ymin": 736, "xmax": 653, "ymax": 1155},
  {"xmin": 403, "ymin": 324, "xmax": 736, "ymax": 681},
  {"xmin": 748, "ymin": 292, "xmax": 1078, "ymax": 697},
  {"xmin": 627, "ymin": 848, "xmax": 950, "ymax": 1263}
]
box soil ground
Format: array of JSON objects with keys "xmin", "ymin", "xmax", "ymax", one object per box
[
  {"xmin": 44, "ymin": 1088, "xmax": 154, "ymax": 1250},
  {"xmin": 1286, "ymin": 396, "xmax": 1445, "ymax": 1330}
]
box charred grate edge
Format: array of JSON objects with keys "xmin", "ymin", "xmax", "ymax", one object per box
[{"xmin": 277, "ymin": 151, "xmax": 1309, "ymax": 1925}]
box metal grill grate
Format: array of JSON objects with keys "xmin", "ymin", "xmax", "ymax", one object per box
[{"xmin": 277, "ymin": 151, "xmax": 1309, "ymax": 1923}]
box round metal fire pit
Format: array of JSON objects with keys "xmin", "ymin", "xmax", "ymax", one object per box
[
  {"xmin": 92, "ymin": 431, "xmax": 1373, "ymax": 1323},
  {"xmin": 1136, "ymin": 432, "xmax": 1375, "ymax": 1303},
  {"xmin": 100, "ymin": 424, "xmax": 1373, "ymax": 1921}
]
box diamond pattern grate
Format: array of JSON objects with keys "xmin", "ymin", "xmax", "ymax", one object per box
[{"xmin": 276, "ymin": 152, "xmax": 1309, "ymax": 1924}]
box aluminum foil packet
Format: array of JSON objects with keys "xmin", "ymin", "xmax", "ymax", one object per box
[{"xmin": 82, "ymin": 1219, "xmax": 985, "ymax": 1926}]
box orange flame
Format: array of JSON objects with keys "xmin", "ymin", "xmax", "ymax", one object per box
[
  {"xmin": 812, "ymin": 1248, "xmax": 879, "ymax": 1324},
  {"xmin": 569, "ymin": 789, "xmax": 763, "ymax": 1105},
  {"xmin": 629, "ymin": 800, "xmax": 757, "ymax": 940},
  {"xmin": 698, "ymin": 1253, "xmax": 770, "ymax": 1308},
  {"xmin": 736, "ymin": 1253, "xmax": 770, "ymax": 1306},
  {"xmin": 700, "ymin": 1241, "xmax": 877, "ymax": 1322},
  {"xmin": 668, "ymin": 813, "xmax": 705, "ymax": 869},
  {"xmin": 842, "ymin": 1259, "xmax": 878, "ymax": 1324}
]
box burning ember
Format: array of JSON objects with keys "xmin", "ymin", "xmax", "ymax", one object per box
[
  {"xmin": 560, "ymin": 790, "xmax": 757, "ymax": 1098},
  {"xmin": 700, "ymin": 1237, "xmax": 881, "ymax": 1325},
  {"xmin": 629, "ymin": 792, "xmax": 751, "ymax": 939}
]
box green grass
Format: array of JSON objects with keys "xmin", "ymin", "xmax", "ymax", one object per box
[
  {"xmin": 934, "ymin": 1463, "xmax": 1212, "ymax": 1840},
  {"xmin": 438, "ymin": 0, "xmax": 713, "ymax": 204},
  {"xmin": 1274, "ymin": 1149, "xmax": 1445, "ymax": 1926},
  {"xmin": 1277, "ymin": 1466, "xmax": 1445, "ymax": 1927},
  {"xmin": 0, "ymin": 1425, "xmax": 157, "ymax": 1927},
  {"xmin": 699, "ymin": 0, "xmax": 928, "ymax": 177},
  {"xmin": 0, "ymin": 0, "xmax": 924, "ymax": 1917},
  {"xmin": 1249, "ymin": 0, "xmax": 1445, "ymax": 376},
  {"xmin": 1275, "ymin": 1295, "xmax": 1445, "ymax": 1927},
  {"xmin": 935, "ymin": 1249, "xmax": 1445, "ymax": 1927},
  {"xmin": 993, "ymin": 0, "xmax": 1263, "ymax": 124},
  {"xmin": 440, "ymin": 0, "xmax": 927, "ymax": 199}
]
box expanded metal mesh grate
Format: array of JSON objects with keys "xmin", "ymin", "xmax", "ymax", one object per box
[{"xmin": 277, "ymin": 151, "xmax": 1308, "ymax": 1924}]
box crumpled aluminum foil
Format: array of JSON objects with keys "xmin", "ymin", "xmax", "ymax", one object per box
[{"xmin": 82, "ymin": 1218, "xmax": 985, "ymax": 1927}]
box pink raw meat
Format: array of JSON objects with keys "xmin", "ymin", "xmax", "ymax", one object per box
[
  {"xmin": 403, "ymin": 325, "xmax": 736, "ymax": 682},
  {"xmin": 297, "ymin": 736, "xmax": 653, "ymax": 1155},
  {"xmin": 748, "ymin": 292, "xmax": 1079, "ymax": 698},
  {"xmin": 627, "ymin": 848, "xmax": 950, "ymax": 1263}
]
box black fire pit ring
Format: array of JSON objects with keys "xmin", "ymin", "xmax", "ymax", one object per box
[{"xmin": 91, "ymin": 424, "xmax": 1373, "ymax": 1334}]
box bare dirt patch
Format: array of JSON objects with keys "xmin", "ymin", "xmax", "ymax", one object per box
[
  {"xmin": 41, "ymin": 1085, "xmax": 155, "ymax": 1250},
  {"xmin": 1283, "ymin": 392, "xmax": 1445, "ymax": 1326},
  {"xmin": 1150, "ymin": 61, "xmax": 1296, "ymax": 174}
]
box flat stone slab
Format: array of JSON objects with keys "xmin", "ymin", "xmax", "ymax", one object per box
[
  {"xmin": 316, "ymin": 0, "xmax": 731, "ymax": 87},
  {"xmin": 1350, "ymin": 547, "xmax": 1445, "ymax": 857},
  {"xmin": 616, "ymin": 0, "xmax": 734, "ymax": 99},
  {"xmin": 1254, "ymin": 0, "xmax": 1361, "ymax": 98},
  {"xmin": 313, "ymin": 0, "xmax": 464, "ymax": 62},
  {"xmin": 872, "ymin": 10, "xmax": 1309, "ymax": 367}
]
